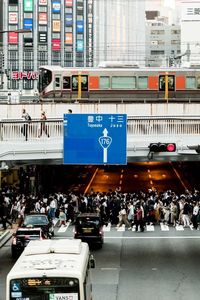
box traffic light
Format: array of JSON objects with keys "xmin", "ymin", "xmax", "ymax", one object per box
[{"xmin": 149, "ymin": 142, "xmax": 176, "ymax": 153}]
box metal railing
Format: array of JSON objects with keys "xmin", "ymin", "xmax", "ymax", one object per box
[{"xmin": 1, "ymin": 116, "xmax": 200, "ymax": 141}]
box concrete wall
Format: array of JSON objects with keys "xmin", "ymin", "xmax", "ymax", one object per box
[{"xmin": 1, "ymin": 103, "xmax": 200, "ymax": 120}]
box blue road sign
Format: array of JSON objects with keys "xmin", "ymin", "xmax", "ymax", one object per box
[{"xmin": 63, "ymin": 114, "xmax": 127, "ymax": 165}]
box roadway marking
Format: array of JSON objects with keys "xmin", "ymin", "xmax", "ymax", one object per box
[
  {"xmin": 170, "ymin": 162, "xmax": 188, "ymax": 190},
  {"xmin": 57, "ymin": 221, "xmax": 71, "ymax": 233}
]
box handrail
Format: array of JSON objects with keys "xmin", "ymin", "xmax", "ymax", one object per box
[{"xmin": 1, "ymin": 117, "xmax": 200, "ymax": 142}]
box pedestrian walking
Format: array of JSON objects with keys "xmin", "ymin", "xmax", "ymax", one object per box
[
  {"xmin": 21, "ymin": 108, "xmax": 31, "ymax": 141},
  {"xmin": 38, "ymin": 111, "xmax": 49, "ymax": 137},
  {"xmin": 191, "ymin": 201, "xmax": 199, "ymax": 230},
  {"xmin": 134, "ymin": 205, "xmax": 145, "ymax": 232}
]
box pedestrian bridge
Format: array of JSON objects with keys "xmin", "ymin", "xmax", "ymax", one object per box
[{"xmin": 1, "ymin": 116, "xmax": 200, "ymax": 167}]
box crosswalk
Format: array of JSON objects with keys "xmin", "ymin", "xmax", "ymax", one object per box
[{"xmin": 56, "ymin": 222, "xmax": 197, "ymax": 233}]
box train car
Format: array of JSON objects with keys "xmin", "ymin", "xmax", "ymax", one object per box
[{"xmin": 38, "ymin": 65, "xmax": 200, "ymax": 102}]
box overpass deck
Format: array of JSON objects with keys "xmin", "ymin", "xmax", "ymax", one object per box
[{"xmin": 1, "ymin": 116, "xmax": 200, "ymax": 166}]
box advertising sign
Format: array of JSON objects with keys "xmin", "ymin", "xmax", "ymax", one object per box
[
  {"xmin": 39, "ymin": 13, "xmax": 47, "ymax": 25},
  {"xmin": 39, "ymin": 0, "xmax": 47, "ymax": 5},
  {"xmin": 8, "ymin": 32, "xmax": 18, "ymax": 44},
  {"xmin": 52, "ymin": 39, "xmax": 61, "ymax": 50},
  {"xmin": 24, "ymin": 0, "xmax": 33, "ymax": 12},
  {"xmin": 65, "ymin": 14, "xmax": 73, "ymax": 26},
  {"xmin": 77, "ymin": 20, "xmax": 84, "ymax": 33},
  {"xmin": 23, "ymin": 19, "xmax": 33, "ymax": 30},
  {"xmin": 77, "ymin": 40, "xmax": 83, "ymax": 52},
  {"xmin": 65, "ymin": 33, "xmax": 73, "ymax": 44},
  {"xmin": 39, "ymin": 32, "xmax": 47, "ymax": 43},
  {"xmin": 53, "ymin": 20, "xmax": 61, "ymax": 32},
  {"xmin": 52, "ymin": 1, "xmax": 61, "ymax": 13},
  {"xmin": 9, "ymin": 12, "xmax": 18, "ymax": 24},
  {"xmin": 181, "ymin": 2, "xmax": 200, "ymax": 21},
  {"xmin": 65, "ymin": 0, "xmax": 73, "ymax": 6}
]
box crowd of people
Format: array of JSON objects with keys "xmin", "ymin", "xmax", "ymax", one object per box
[{"xmin": 0, "ymin": 186, "xmax": 200, "ymax": 231}]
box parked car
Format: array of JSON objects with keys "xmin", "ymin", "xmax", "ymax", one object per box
[
  {"xmin": 22, "ymin": 213, "xmax": 54, "ymax": 238},
  {"xmin": 11, "ymin": 227, "xmax": 45, "ymax": 258},
  {"xmin": 74, "ymin": 213, "xmax": 104, "ymax": 248}
]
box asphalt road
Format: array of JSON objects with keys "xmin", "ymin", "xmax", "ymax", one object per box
[{"xmin": 1, "ymin": 225, "xmax": 200, "ymax": 300}]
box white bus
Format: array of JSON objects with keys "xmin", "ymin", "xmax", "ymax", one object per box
[{"xmin": 6, "ymin": 239, "xmax": 95, "ymax": 300}]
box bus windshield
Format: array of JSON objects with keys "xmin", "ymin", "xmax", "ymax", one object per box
[
  {"xmin": 10, "ymin": 277, "xmax": 79, "ymax": 300},
  {"xmin": 38, "ymin": 68, "xmax": 52, "ymax": 93}
]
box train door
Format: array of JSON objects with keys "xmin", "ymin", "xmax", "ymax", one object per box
[
  {"xmin": 53, "ymin": 74, "xmax": 62, "ymax": 98},
  {"xmin": 159, "ymin": 74, "xmax": 175, "ymax": 99},
  {"xmin": 71, "ymin": 75, "xmax": 89, "ymax": 100}
]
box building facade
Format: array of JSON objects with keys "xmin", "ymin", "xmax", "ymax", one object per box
[
  {"xmin": 145, "ymin": 20, "xmax": 181, "ymax": 67},
  {"xmin": 181, "ymin": 1, "xmax": 200, "ymax": 66},
  {"xmin": 94, "ymin": 0, "xmax": 146, "ymax": 67},
  {"xmin": 1, "ymin": 0, "xmax": 94, "ymax": 96}
]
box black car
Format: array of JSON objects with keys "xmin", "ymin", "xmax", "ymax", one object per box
[
  {"xmin": 22, "ymin": 213, "xmax": 54, "ymax": 238},
  {"xmin": 74, "ymin": 213, "xmax": 104, "ymax": 247},
  {"xmin": 11, "ymin": 227, "xmax": 45, "ymax": 258}
]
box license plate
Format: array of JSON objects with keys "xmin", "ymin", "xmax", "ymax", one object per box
[{"xmin": 83, "ymin": 228, "xmax": 92, "ymax": 233}]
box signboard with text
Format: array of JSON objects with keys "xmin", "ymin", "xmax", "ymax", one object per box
[{"xmin": 63, "ymin": 114, "xmax": 127, "ymax": 165}]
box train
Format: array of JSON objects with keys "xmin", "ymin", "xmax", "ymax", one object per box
[{"xmin": 38, "ymin": 65, "xmax": 200, "ymax": 102}]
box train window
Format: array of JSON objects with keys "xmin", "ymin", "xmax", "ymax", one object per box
[
  {"xmin": 186, "ymin": 76, "xmax": 196, "ymax": 89},
  {"xmin": 112, "ymin": 76, "xmax": 136, "ymax": 89},
  {"xmin": 55, "ymin": 77, "xmax": 60, "ymax": 88},
  {"xmin": 197, "ymin": 77, "xmax": 200, "ymax": 89},
  {"xmin": 63, "ymin": 76, "xmax": 71, "ymax": 89},
  {"xmin": 100, "ymin": 76, "xmax": 110, "ymax": 89},
  {"xmin": 159, "ymin": 75, "xmax": 175, "ymax": 91},
  {"xmin": 138, "ymin": 76, "xmax": 148, "ymax": 89},
  {"xmin": 72, "ymin": 75, "xmax": 88, "ymax": 91}
]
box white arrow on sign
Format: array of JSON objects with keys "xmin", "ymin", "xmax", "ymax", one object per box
[{"xmin": 99, "ymin": 128, "xmax": 112, "ymax": 163}]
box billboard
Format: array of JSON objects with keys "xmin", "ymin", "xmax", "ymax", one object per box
[
  {"xmin": 65, "ymin": 14, "xmax": 73, "ymax": 26},
  {"xmin": 77, "ymin": 20, "xmax": 84, "ymax": 33},
  {"xmin": 77, "ymin": 40, "xmax": 84, "ymax": 52},
  {"xmin": 8, "ymin": 32, "xmax": 18, "ymax": 44},
  {"xmin": 52, "ymin": 1, "xmax": 61, "ymax": 13},
  {"xmin": 23, "ymin": 19, "xmax": 33, "ymax": 30},
  {"xmin": 39, "ymin": 32, "xmax": 47, "ymax": 43},
  {"xmin": 53, "ymin": 20, "xmax": 61, "ymax": 32},
  {"xmin": 39, "ymin": 0, "xmax": 47, "ymax": 5},
  {"xmin": 52, "ymin": 39, "xmax": 61, "ymax": 50},
  {"xmin": 24, "ymin": 0, "xmax": 33, "ymax": 12},
  {"xmin": 181, "ymin": 2, "xmax": 200, "ymax": 21},
  {"xmin": 65, "ymin": 0, "xmax": 72, "ymax": 6},
  {"xmin": 65, "ymin": 33, "xmax": 73, "ymax": 44},
  {"xmin": 39, "ymin": 13, "xmax": 47, "ymax": 25},
  {"xmin": 9, "ymin": 12, "xmax": 18, "ymax": 24}
]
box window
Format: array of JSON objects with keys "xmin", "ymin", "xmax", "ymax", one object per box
[
  {"xmin": 66, "ymin": 8, "xmax": 72, "ymax": 13},
  {"xmin": 112, "ymin": 76, "xmax": 136, "ymax": 89},
  {"xmin": 159, "ymin": 75, "xmax": 175, "ymax": 91},
  {"xmin": 38, "ymin": 26, "xmax": 47, "ymax": 31},
  {"xmin": 186, "ymin": 77, "xmax": 196, "ymax": 89},
  {"xmin": 52, "ymin": 33, "xmax": 60, "ymax": 39},
  {"xmin": 38, "ymin": 6, "xmax": 47, "ymax": 12},
  {"xmin": 197, "ymin": 77, "xmax": 200, "ymax": 89},
  {"xmin": 52, "ymin": 14, "xmax": 60, "ymax": 20},
  {"xmin": 55, "ymin": 77, "xmax": 60, "ymax": 88},
  {"xmin": 24, "ymin": 13, "xmax": 33, "ymax": 18},
  {"xmin": 23, "ymin": 79, "xmax": 34, "ymax": 90},
  {"xmin": 151, "ymin": 50, "xmax": 165, "ymax": 55},
  {"xmin": 138, "ymin": 76, "xmax": 148, "ymax": 89},
  {"xmin": 63, "ymin": 76, "xmax": 71, "ymax": 89},
  {"xmin": 72, "ymin": 75, "xmax": 88, "ymax": 91},
  {"xmin": 100, "ymin": 76, "xmax": 110, "ymax": 89}
]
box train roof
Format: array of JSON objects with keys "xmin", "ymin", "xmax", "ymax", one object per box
[{"xmin": 39, "ymin": 65, "xmax": 200, "ymax": 73}]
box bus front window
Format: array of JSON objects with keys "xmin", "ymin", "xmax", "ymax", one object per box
[
  {"xmin": 10, "ymin": 277, "xmax": 80, "ymax": 300},
  {"xmin": 38, "ymin": 69, "xmax": 52, "ymax": 93}
]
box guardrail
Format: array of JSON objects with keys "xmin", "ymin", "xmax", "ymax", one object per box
[{"xmin": 1, "ymin": 116, "xmax": 200, "ymax": 141}]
